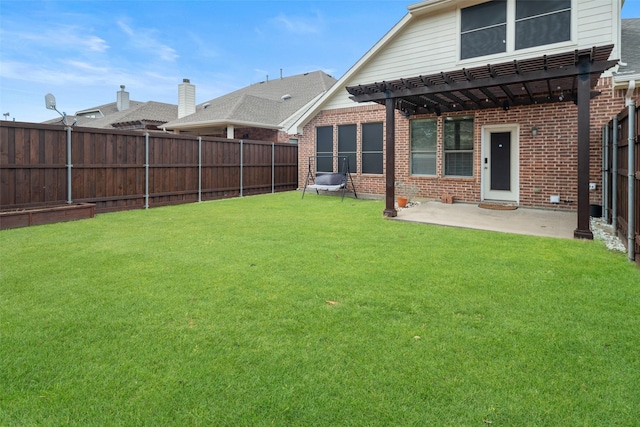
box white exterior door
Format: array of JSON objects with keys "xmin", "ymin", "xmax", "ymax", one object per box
[{"xmin": 482, "ymin": 125, "xmax": 519, "ymax": 203}]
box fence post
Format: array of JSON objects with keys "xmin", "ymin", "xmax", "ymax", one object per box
[
  {"xmin": 198, "ymin": 137, "xmax": 202, "ymax": 202},
  {"xmin": 612, "ymin": 116, "xmax": 618, "ymax": 233},
  {"xmin": 240, "ymin": 139, "xmax": 243, "ymax": 197},
  {"xmin": 66, "ymin": 126, "xmax": 72, "ymax": 204},
  {"xmin": 627, "ymin": 95, "xmax": 636, "ymax": 262},
  {"xmin": 272, "ymin": 143, "xmax": 275, "ymax": 194},
  {"xmin": 144, "ymin": 133, "xmax": 149, "ymax": 209},
  {"xmin": 602, "ymin": 125, "xmax": 609, "ymax": 222}
]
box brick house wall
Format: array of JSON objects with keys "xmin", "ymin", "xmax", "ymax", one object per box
[{"xmin": 298, "ymin": 77, "xmax": 628, "ymax": 210}]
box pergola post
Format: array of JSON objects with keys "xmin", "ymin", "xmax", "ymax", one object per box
[
  {"xmin": 384, "ymin": 94, "xmax": 397, "ymax": 217},
  {"xmin": 574, "ymin": 55, "xmax": 594, "ymax": 240}
]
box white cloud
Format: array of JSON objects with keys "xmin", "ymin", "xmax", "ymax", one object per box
[
  {"xmin": 186, "ymin": 31, "xmax": 220, "ymax": 59},
  {"xmin": 0, "ymin": 25, "xmax": 109, "ymax": 55},
  {"xmin": 116, "ymin": 19, "xmax": 179, "ymax": 62},
  {"xmin": 270, "ymin": 12, "xmax": 323, "ymax": 35}
]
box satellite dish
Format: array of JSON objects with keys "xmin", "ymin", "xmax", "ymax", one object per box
[{"xmin": 45, "ymin": 93, "xmax": 57, "ymax": 110}]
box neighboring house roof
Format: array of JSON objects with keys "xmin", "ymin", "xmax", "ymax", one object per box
[
  {"xmin": 162, "ymin": 70, "xmax": 336, "ymax": 133},
  {"xmin": 614, "ymin": 18, "xmax": 640, "ymax": 85},
  {"xmin": 43, "ymin": 100, "xmax": 178, "ymax": 129}
]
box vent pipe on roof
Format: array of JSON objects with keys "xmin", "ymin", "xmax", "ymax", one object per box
[
  {"xmin": 117, "ymin": 85, "xmax": 130, "ymax": 111},
  {"xmin": 178, "ymin": 78, "xmax": 196, "ymax": 118}
]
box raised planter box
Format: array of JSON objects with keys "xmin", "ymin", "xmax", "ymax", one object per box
[{"xmin": 0, "ymin": 203, "xmax": 96, "ymax": 230}]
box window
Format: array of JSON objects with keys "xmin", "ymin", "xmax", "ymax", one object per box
[
  {"xmin": 410, "ymin": 119, "xmax": 437, "ymax": 175},
  {"xmin": 460, "ymin": 0, "xmax": 506, "ymax": 60},
  {"xmin": 338, "ymin": 124, "xmax": 357, "ymax": 173},
  {"xmin": 316, "ymin": 126, "xmax": 333, "ymax": 173},
  {"xmin": 460, "ymin": 0, "xmax": 572, "ymax": 60},
  {"xmin": 444, "ymin": 117, "xmax": 474, "ymax": 177},
  {"xmin": 361, "ymin": 123, "xmax": 383, "ymax": 174},
  {"xmin": 516, "ymin": 0, "xmax": 570, "ymax": 50}
]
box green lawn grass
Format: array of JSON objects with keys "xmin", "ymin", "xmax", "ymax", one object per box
[{"xmin": 2, "ymin": 192, "xmax": 639, "ymax": 426}]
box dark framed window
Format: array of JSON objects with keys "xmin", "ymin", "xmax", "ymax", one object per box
[
  {"xmin": 516, "ymin": 0, "xmax": 571, "ymax": 50},
  {"xmin": 410, "ymin": 119, "xmax": 437, "ymax": 175},
  {"xmin": 361, "ymin": 122, "xmax": 383, "ymax": 174},
  {"xmin": 316, "ymin": 126, "xmax": 333, "ymax": 173},
  {"xmin": 460, "ymin": 0, "xmax": 506, "ymax": 60},
  {"xmin": 444, "ymin": 117, "xmax": 474, "ymax": 177},
  {"xmin": 338, "ymin": 124, "xmax": 357, "ymax": 174}
]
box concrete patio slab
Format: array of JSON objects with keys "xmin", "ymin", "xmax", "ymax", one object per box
[{"xmin": 395, "ymin": 201, "xmax": 577, "ymax": 239}]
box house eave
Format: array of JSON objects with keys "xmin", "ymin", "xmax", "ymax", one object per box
[
  {"xmin": 407, "ymin": 0, "xmax": 458, "ymax": 17},
  {"xmin": 162, "ymin": 119, "xmax": 282, "ymax": 132},
  {"xmin": 613, "ymin": 73, "xmax": 640, "ymax": 89}
]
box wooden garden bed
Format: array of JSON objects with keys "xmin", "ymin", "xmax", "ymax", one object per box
[{"xmin": 0, "ymin": 203, "xmax": 95, "ymax": 230}]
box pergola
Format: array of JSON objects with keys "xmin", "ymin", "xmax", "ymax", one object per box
[{"xmin": 346, "ymin": 44, "xmax": 618, "ymax": 239}]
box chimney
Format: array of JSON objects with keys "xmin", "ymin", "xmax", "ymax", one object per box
[
  {"xmin": 117, "ymin": 85, "xmax": 130, "ymax": 111},
  {"xmin": 178, "ymin": 78, "xmax": 196, "ymax": 118}
]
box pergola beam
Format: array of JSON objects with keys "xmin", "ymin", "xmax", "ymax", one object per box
[{"xmin": 348, "ymin": 59, "xmax": 617, "ymax": 104}]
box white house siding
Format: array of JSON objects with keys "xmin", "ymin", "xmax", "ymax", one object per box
[
  {"xmin": 577, "ymin": 0, "xmax": 620, "ymax": 59},
  {"xmin": 322, "ymin": 0, "xmax": 619, "ymax": 112}
]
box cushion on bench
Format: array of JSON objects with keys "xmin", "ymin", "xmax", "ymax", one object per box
[{"xmin": 314, "ymin": 173, "xmax": 346, "ymax": 186}]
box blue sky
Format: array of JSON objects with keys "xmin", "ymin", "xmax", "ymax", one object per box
[{"xmin": 1, "ymin": 0, "xmax": 639, "ymax": 123}]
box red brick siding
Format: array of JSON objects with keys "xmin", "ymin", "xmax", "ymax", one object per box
[{"xmin": 298, "ymin": 77, "xmax": 627, "ymax": 210}]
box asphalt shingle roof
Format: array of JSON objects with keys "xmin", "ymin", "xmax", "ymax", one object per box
[
  {"xmin": 43, "ymin": 100, "xmax": 178, "ymax": 129},
  {"xmin": 618, "ymin": 18, "xmax": 640, "ymax": 77},
  {"xmin": 162, "ymin": 70, "xmax": 336, "ymax": 129}
]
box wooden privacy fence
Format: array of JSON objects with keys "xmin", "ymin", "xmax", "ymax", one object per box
[
  {"xmin": 603, "ymin": 102, "xmax": 639, "ymax": 266},
  {"xmin": 1, "ymin": 122, "xmax": 298, "ymax": 213}
]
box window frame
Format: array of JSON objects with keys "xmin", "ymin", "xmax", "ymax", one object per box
[
  {"xmin": 443, "ymin": 117, "xmax": 474, "ymax": 178},
  {"xmin": 410, "ymin": 118, "xmax": 438, "ymax": 176},
  {"xmin": 337, "ymin": 124, "xmax": 358, "ymax": 174},
  {"xmin": 515, "ymin": 0, "xmax": 571, "ymax": 51},
  {"xmin": 460, "ymin": 0, "xmax": 507, "ymax": 60},
  {"xmin": 315, "ymin": 125, "xmax": 334, "ymax": 173},
  {"xmin": 459, "ymin": 0, "xmax": 575, "ymax": 62},
  {"xmin": 361, "ymin": 122, "xmax": 384, "ymax": 175}
]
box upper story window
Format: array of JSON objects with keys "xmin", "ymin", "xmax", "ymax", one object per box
[
  {"xmin": 461, "ymin": 0, "xmax": 571, "ymax": 60},
  {"xmin": 460, "ymin": 0, "xmax": 507, "ymax": 60},
  {"xmin": 515, "ymin": 0, "xmax": 571, "ymax": 50}
]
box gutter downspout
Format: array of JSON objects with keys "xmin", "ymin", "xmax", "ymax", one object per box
[{"xmin": 626, "ymin": 80, "xmax": 636, "ymax": 262}]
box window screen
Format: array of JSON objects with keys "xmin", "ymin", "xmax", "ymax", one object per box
[
  {"xmin": 460, "ymin": 0, "xmax": 507, "ymax": 60},
  {"xmin": 361, "ymin": 122, "xmax": 383, "ymax": 174},
  {"xmin": 316, "ymin": 126, "xmax": 333, "ymax": 173},
  {"xmin": 338, "ymin": 124, "xmax": 357, "ymax": 174},
  {"xmin": 444, "ymin": 117, "xmax": 474, "ymax": 177},
  {"xmin": 516, "ymin": 0, "xmax": 571, "ymax": 50},
  {"xmin": 410, "ymin": 119, "xmax": 437, "ymax": 175}
]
